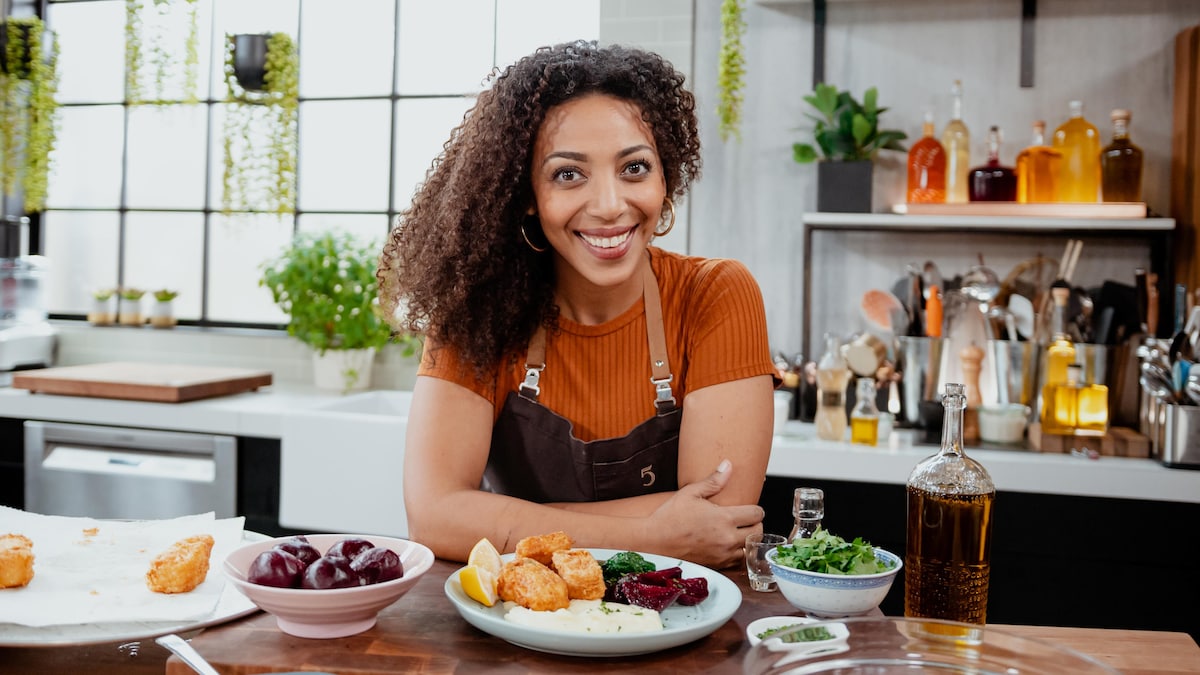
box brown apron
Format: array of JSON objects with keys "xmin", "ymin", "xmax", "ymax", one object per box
[{"xmin": 482, "ymin": 262, "xmax": 681, "ymax": 503}]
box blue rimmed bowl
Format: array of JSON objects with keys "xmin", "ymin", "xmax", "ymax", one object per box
[{"xmin": 766, "ymin": 547, "xmax": 902, "ymax": 617}]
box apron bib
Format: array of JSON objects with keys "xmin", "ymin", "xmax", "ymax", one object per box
[{"xmin": 482, "ymin": 261, "xmax": 681, "ymax": 503}]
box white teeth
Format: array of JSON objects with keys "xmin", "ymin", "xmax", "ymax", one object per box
[{"xmin": 579, "ymin": 230, "xmax": 633, "ymax": 249}]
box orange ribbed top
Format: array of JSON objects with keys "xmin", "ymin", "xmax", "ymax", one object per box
[{"xmin": 419, "ymin": 247, "xmax": 778, "ymax": 441}]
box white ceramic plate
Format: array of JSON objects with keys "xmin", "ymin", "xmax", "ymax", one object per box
[
  {"xmin": 0, "ymin": 531, "xmax": 267, "ymax": 648},
  {"xmin": 444, "ymin": 548, "xmax": 742, "ymax": 657}
]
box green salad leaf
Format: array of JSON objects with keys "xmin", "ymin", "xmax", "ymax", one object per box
[
  {"xmin": 601, "ymin": 551, "xmax": 656, "ymax": 587},
  {"xmin": 772, "ymin": 528, "xmax": 893, "ymax": 575}
]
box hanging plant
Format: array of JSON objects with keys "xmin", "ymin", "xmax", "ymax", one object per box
[
  {"xmin": 717, "ymin": 0, "xmax": 747, "ymax": 142},
  {"xmin": 0, "ymin": 17, "xmax": 59, "ymax": 213},
  {"xmin": 221, "ymin": 32, "xmax": 298, "ymax": 216},
  {"xmin": 124, "ymin": 0, "xmax": 201, "ymax": 104}
]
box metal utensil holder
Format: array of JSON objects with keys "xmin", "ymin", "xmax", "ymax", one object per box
[{"xmin": 1161, "ymin": 404, "xmax": 1200, "ymax": 469}]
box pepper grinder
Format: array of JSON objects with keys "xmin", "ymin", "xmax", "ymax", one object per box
[{"xmin": 960, "ymin": 343, "xmax": 984, "ymax": 444}]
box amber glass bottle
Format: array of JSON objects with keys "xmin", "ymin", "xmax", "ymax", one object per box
[
  {"xmin": 968, "ymin": 126, "xmax": 1017, "ymax": 202},
  {"xmin": 942, "ymin": 80, "xmax": 971, "ymax": 204},
  {"xmin": 1100, "ymin": 109, "xmax": 1143, "ymax": 202},
  {"xmin": 1053, "ymin": 100, "xmax": 1101, "ymax": 202},
  {"xmin": 1015, "ymin": 121, "xmax": 1060, "ymax": 203},
  {"xmin": 907, "ymin": 112, "xmax": 947, "ymax": 203}
]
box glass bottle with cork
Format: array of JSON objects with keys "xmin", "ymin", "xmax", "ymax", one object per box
[
  {"xmin": 1100, "ymin": 108, "xmax": 1143, "ymax": 203},
  {"xmin": 850, "ymin": 377, "xmax": 880, "ymax": 445},
  {"xmin": 815, "ymin": 334, "xmax": 851, "ymax": 442},
  {"xmin": 907, "ymin": 111, "xmax": 947, "ymax": 204},
  {"xmin": 1015, "ymin": 120, "xmax": 1060, "ymax": 203},
  {"xmin": 1053, "ymin": 100, "xmax": 1101, "ymax": 203},
  {"xmin": 941, "ymin": 80, "xmax": 971, "ymax": 204},
  {"xmin": 1039, "ymin": 284, "xmax": 1077, "ymax": 433},
  {"xmin": 788, "ymin": 487, "xmax": 824, "ymax": 542},
  {"xmin": 905, "ymin": 383, "xmax": 995, "ymax": 625},
  {"xmin": 968, "ymin": 126, "xmax": 1017, "ymax": 201}
]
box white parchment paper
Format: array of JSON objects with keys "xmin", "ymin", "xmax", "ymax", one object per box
[{"xmin": 0, "ymin": 507, "xmax": 245, "ymax": 626}]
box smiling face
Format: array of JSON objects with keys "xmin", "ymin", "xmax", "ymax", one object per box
[{"xmin": 530, "ymin": 93, "xmax": 666, "ymax": 318}]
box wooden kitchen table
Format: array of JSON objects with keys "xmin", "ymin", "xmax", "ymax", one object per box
[
  {"xmin": 149, "ymin": 559, "xmax": 1194, "ymax": 675},
  {"xmin": 5, "ymin": 559, "xmax": 1196, "ymax": 674}
]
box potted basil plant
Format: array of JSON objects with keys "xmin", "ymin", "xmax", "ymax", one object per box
[{"xmin": 793, "ymin": 83, "xmax": 907, "ymax": 213}]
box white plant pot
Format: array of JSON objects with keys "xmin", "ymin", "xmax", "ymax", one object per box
[
  {"xmin": 149, "ymin": 300, "xmax": 176, "ymax": 328},
  {"xmin": 312, "ymin": 347, "xmax": 376, "ymax": 392},
  {"xmin": 87, "ymin": 298, "xmax": 114, "ymax": 325},
  {"xmin": 117, "ymin": 297, "xmax": 143, "ymax": 326}
]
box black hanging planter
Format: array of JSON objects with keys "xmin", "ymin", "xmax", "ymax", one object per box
[
  {"xmin": 0, "ymin": 23, "xmax": 35, "ymax": 79},
  {"xmin": 231, "ymin": 33, "xmax": 271, "ymax": 92},
  {"xmin": 816, "ymin": 160, "xmax": 873, "ymax": 213}
]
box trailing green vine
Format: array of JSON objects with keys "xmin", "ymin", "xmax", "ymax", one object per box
[
  {"xmin": 717, "ymin": 0, "xmax": 746, "ymax": 142},
  {"xmin": 1, "ymin": 17, "xmax": 59, "ymax": 213},
  {"xmin": 124, "ymin": 0, "xmax": 201, "ymax": 104},
  {"xmin": 222, "ymin": 32, "xmax": 298, "ymax": 216}
]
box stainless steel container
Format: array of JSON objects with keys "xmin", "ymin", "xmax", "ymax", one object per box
[
  {"xmin": 1161, "ymin": 404, "xmax": 1200, "ymax": 469},
  {"xmin": 896, "ymin": 336, "xmax": 946, "ymax": 427},
  {"xmin": 989, "ymin": 339, "xmax": 1040, "ymax": 408}
]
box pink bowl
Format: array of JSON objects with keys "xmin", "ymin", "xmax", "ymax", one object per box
[{"xmin": 223, "ymin": 533, "xmax": 434, "ymax": 639}]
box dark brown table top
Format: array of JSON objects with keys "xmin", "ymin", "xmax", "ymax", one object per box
[{"xmin": 4, "ymin": 559, "xmax": 1198, "ymax": 674}]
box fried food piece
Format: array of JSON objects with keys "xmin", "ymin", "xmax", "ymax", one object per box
[
  {"xmin": 0, "ymin": 533, "xmax": 34, "ymax": 589},
  {"xmin": 514, "ymin": 531, "xmax": 573, "ymax": 568},
  {"xmin": 146, "ymin": 534, "xmax": 214, "ymax": 594},
  {"xmin": 551, "ymin": 549, "xmax": 605, "ymax": 600},
  {"xmin": 497, "ymin": 557, "xmax": 569, "ymax": 611}
]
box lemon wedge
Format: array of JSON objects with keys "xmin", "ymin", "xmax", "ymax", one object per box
[
  {"xmin": 460, "ymin": 564, "xmax": 498, "ymax": 607},
  {"xmin": 467, "ymin": 537, "xmax": 502, "ymax": 577}
]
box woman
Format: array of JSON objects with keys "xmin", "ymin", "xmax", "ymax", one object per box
[{"xmin": 378, "ymin": 41, "xmax": 777, "ymax": 569}]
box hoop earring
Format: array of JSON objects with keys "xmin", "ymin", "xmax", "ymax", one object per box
[
  {"xmin": 521, "ymin": 219, "xmax": 548, "ymax": 253},
  {"xmin": 655, "ymin": 198, "xmax": 676, "ymax": 237}
]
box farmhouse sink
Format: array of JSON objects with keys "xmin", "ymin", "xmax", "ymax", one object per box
[{"xmin": 279, "ymin": 390, "xmax": 414, "ymax": 537}]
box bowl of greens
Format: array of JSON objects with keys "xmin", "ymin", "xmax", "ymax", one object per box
[{"xmin": 766, "ymin": 529, "xmax": 901, "ymax": 617}]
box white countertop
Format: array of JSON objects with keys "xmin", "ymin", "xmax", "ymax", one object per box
[
  {"xmin": 769, "ymin": 421, "xmax": 1200, "ymax": 504},
  {"xmin": 3, "ymin": 387, "xmax": 1197, "ymax": 504}
]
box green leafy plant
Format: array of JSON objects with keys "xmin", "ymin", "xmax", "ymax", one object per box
[
  {"xmin": 124, "ymin": 0, "xmax": 201, "ymax": 104},
  {"xmin": 119, "ymin": 287, "xmax": 146, "ymax": 301},
  {"xmin": 1, "ymin": 17, "xmax": 59, "ymax": 213},
  {"xmin": 260, "ymin": 232, "xmax": 398, "ymax": 355},
  {"xmin": 772, "ymin": 528, "xmax": 894, "ymax": 575},
  {"xmin": 93, "ymin": 288, "xmax": 115, "ymax": 301},
  {"xmin": 222, "ymin": 32, "xmax": 298, "ymax": 216},
  {"xmin": 153, "ymin": 288, "xmax": 179, "ymax": 302},
  {"xmin": 792, "ymin": 83, "xmax": 907, "ymax": 163},
  {"xmin": 717, "ymin": 0, "xmax": 746, "ymax": 142}
]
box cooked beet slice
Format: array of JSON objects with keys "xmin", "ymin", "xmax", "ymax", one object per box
[
  {"xmin": 631, "ymin": 567, "xmax": 683, "ymax": 585},
  {"xmin": 671, "ymin": 576, "xmax": 709, "ymax": 605},
  {"xmin": 618, "ymin": 579, "xmax": 683, "ymax": 612}
]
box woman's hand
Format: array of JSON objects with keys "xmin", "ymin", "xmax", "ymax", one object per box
[{"xmin": 644, "ymin": 460, "xmax": 763, "ymax": 569}]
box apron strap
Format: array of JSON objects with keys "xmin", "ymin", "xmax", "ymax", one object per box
[{"xmin": 521, "ymin": 256, "xmax": 675, "ymax": 411}]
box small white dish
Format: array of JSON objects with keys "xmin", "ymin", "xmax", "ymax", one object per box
[{"xmin": 746, "ymin": 615, "xmax": 849, "ymax": 647}]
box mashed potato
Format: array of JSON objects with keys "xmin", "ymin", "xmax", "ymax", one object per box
[{"xmin": 503, "ymin": 599, "xmax": 664, "ymax": 634}]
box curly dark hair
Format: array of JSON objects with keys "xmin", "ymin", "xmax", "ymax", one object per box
[{"xmin": 378, "ymin": 40, "xmax": 701, "ymax": 375}]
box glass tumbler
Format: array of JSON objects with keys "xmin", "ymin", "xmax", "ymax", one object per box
[{"xmin": 744, "ymin": 533, "xmax": 788, "ymax": 592}]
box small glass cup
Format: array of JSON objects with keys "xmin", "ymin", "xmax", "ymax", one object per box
[{"xmin": 744, "ymin": 533, "xmax": 788, "ymax": 592}]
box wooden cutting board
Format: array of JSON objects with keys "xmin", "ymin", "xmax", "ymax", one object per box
[{"xmin": 12, "ymin": 362, "xmax": 273, "ymax": 403}]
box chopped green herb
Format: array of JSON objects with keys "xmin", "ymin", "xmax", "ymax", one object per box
[
  {"xmin": 773, "ymin": 528, "xmax": 894, "ymax": 575},
  {"xmin": 758, "ymin": 625, "xmax": 835, "ymax": 643}
]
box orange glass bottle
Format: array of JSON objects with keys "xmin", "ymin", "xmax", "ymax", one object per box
[
  {"xmin": 1052, "ymin": 100, "xmax": 1101, "ymax": 202},
  {"xmin": 1100, "ymin": 109, "xmax": 1143, "ymax": 202},
  {"xmin": 1015, "ymin": 121, "xmax": 1060, "ymax": 203},
  {"xmin": 907, "ymin": 112, "xmax": 947, "ymax": 204}
]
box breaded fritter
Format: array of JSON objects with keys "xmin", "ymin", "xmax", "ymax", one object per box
[
  {"xmin": 146, "ymin": 534, "xmax": 214, "ymax": 594},
  {"xmin": 497, "ymin": 557, "xmax": 569, "ymax": 611},
  {"xmin": 0, "ymin": 533, "xmax": 34, "ymax": 589},
  {"xmin": 514, "ymin": 531, "xmax": 573, "ymax": 568},
  {"xmin": 551, "ymin": 549, "xmax": 605, "ymax": 600}
]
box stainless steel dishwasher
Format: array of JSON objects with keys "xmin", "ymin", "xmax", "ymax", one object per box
[{"xmin": 24, "ymin": 421, "xmax": 237, "ymax": 519}]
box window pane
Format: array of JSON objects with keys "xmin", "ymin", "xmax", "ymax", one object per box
[
  {"xmin": 123, "ymin": 0, "xmax": 216, "ymax": 103},
  {"xmin": 397, "ymin": 0, "xmax": 494, "ymax": 95},
  {"xmin": 207, "ymin": 214, "xmax": 293, "ymax": 323},
  {"xmin": 47, "ymin": 0, "xmax": 125, "ymax": 104},
  {"xmin": 495, "ymin": 0, "xmax": 600, "ymax": 69},
  {"xmin": 297, "ymin": 100, "xmax": 391, "ymax": 212},
  {"xmin": 42, "ymin": 210, "xmax": 120, "ymax": 314},
  {"xmin": 126, "ymin": 106, "xmax": 209, "ymax": 209},
  {"xmin": 210, "ymin": 0, "xmax": 299, "ymax": 99},
  {"xmin": 299, "ymin": 213, "xmax": 390, "ymax": 243},
  {"xmin": 393, "ymin": 97, "xmax": 474, "ymax": 212},
  {"xmin": 124, "ymin": 212, "xmax": 205, "ymax": 319},
  {"xmin": 46, "ymin": 105, "xmax": 124, "ymax": 210},
  {"xmin": 301, "ymin": 0, "xmax": 395, "ymax": 98}
]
